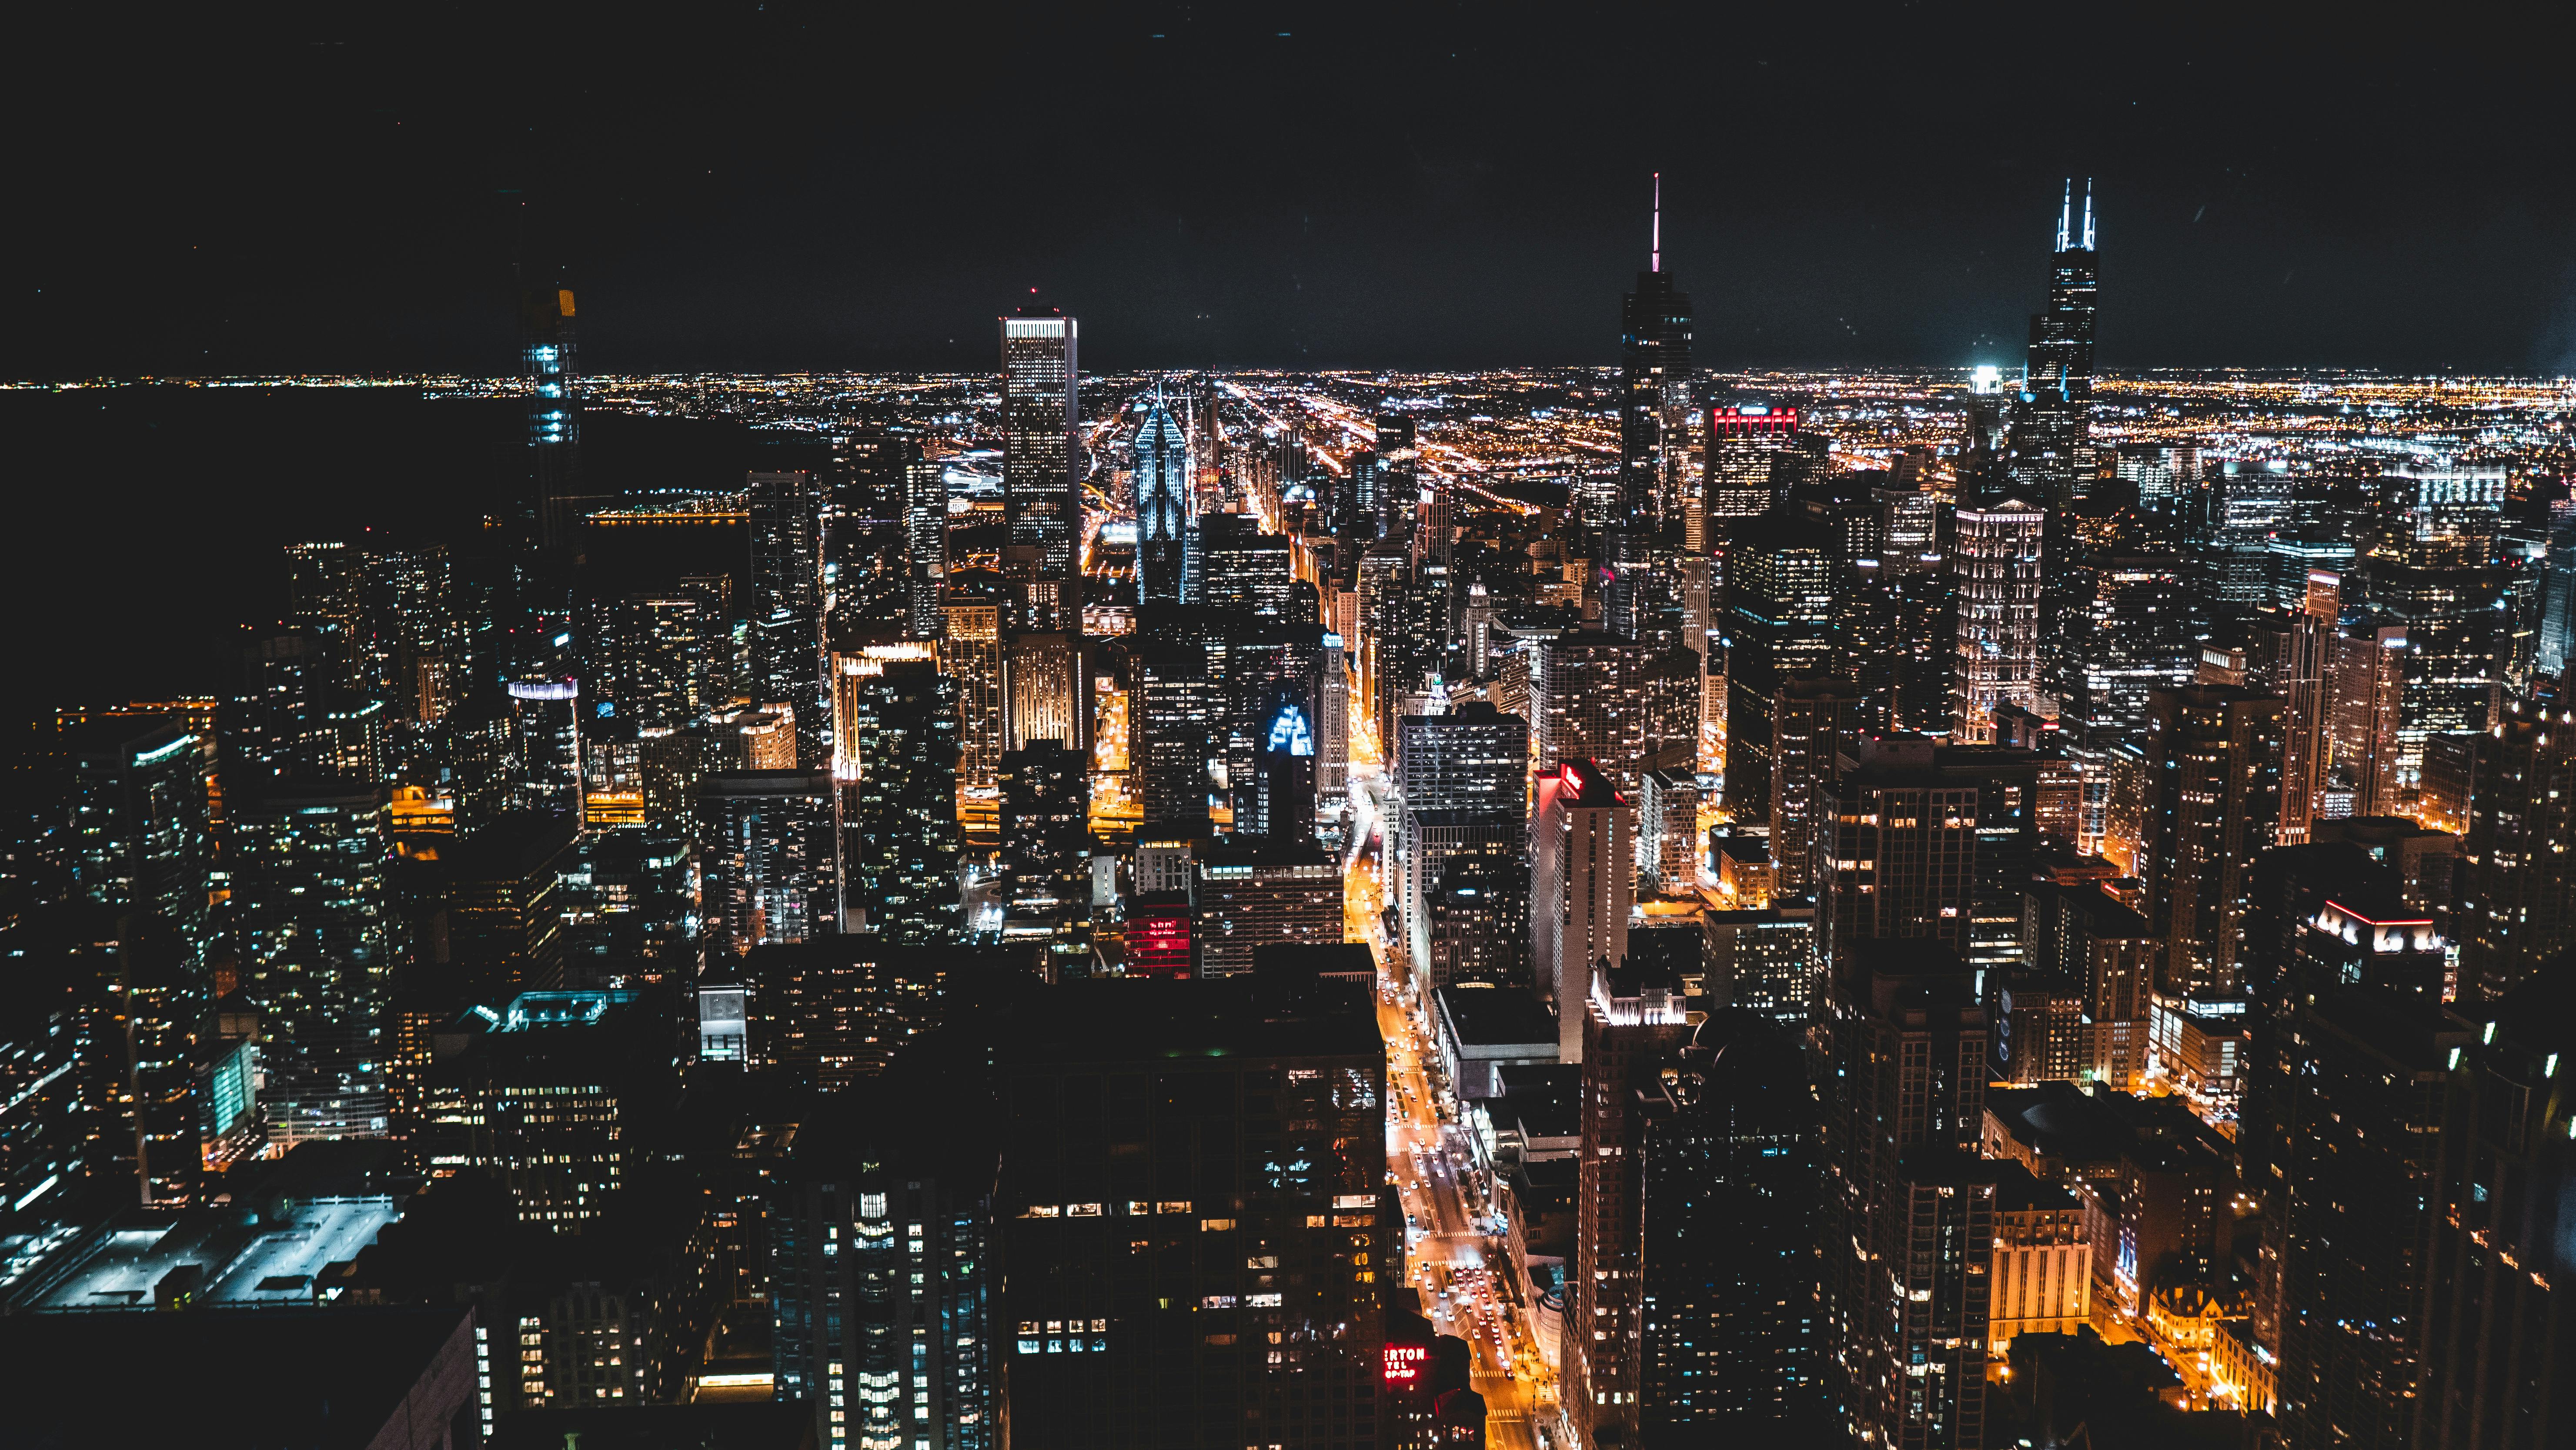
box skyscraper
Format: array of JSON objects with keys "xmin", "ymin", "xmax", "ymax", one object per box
[
  {"xmin": 1950, "ymin": 499, "xmax": 2045, "ymax": 743},
  {"xmin": 1619, "ymin": 174, "xmax": 1694, "ymax": 530},
  {"xmin": 1530, "ymin": 759, "xmax": 1633, "ymax": 1061},
  {"xmin": 2143, "ymin": 684, "xmax": 2285, "ymax": 996},
  {"xmin": 1701, "ymin": 405, "xmax": 1797, "ymax": 536},
  {"xmin": 521, "ymin": 278, "xmax": 582, "ymax": 547},
  {"xmin": 2007, "ymin": 181, "xmax": 2096, "ymax": 509},
  {"xmin": 1132, "ymin": 385, "xmax": 1192, "ymax": 614},
  {"xmin": 696, "ymin": 770, "xmax": 840, "ymax": 958},
  {"xmin": 227, "ymin": 781, "xmax": 394, "ymax": 1146},
  {"xmin": 1002, "ymin": 309, "xmax": 1080, "ymax": 633},
  {"xmin": 998, "ymin": 741, "xmax": 1091, "ymax": 964},
  {"xmin": 750, "ymin": 469, "xmax": 829, "ymax": 768},
  {"xmin": 836, "ymin": 653, "xmax": 963, "ymax": 948}
]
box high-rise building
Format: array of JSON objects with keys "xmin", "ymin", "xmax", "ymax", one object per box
[
  {"xmin": 1133, "ymin": 638, "xmax": 1219, "ymax": 829},
  {"xmin": 1247, "ymin": 695, "xmax": 1319, "ymax": 845},
  {"xmin": 1006, "ymin": 631, "xmax": 1086, "ymax": 755},
  {"xmin": 1319, "ymin": 632, "xmax": 1350, "ymax": 808},
  {"xmin": 999, "ymin": 742, "xmax": 1091, "ymax": 966},
  {"xmin": 1530, "ymin": 760, "xmax": 1633, "ymax": 1062},
  {"xmin": 697, "ymin": 771, "xmax": 839, "ymax": 959},
  {"xmin": 750, "ymin": 469, "xmax": 829, "ymax": 768},
  {"xmin": 1393, "ymin": 703, "xmax": 1528, "ymax": 820},
  {"xmin": 2057, "ymin": 554, "xmax": 2194, "ymax": 735},
  {"xmin": 1527, "ymin": 633, "xmax": 1699, "ymax": 797},
  {"xmin": 1133, "ymin": 386, "xmax": 1192, "ymax": 615},
  {"xmin": 1198, "ymin": 515, "xmax": 1302, "ymax": 619},
  {"xmin": 992, "ymin": 972, "xmax": 1391, "ymax": 1450},
  {"xmin": 1815, "ymin": 940, "xmax": 1991, "ymax": 1450},
  {"xmin": 1701, "ymin": 405, "xmax": 1797, "ymax": 534},
  {"xmin": 1619, "ymin": 176, "xmax": 1694, "ymax": 529},
  {"xmin": 1634, "ymin": 1009, "xmax": 1826, "ymax": 1440},
  {"xmin": 1193, "ymin": 843, "xmax": 1340, "ymax": 977},
  {"xmin": 772, "ymin": 1042, "xmax": 999, "ymax": 1450},
  {"xmin": 905, "ymin": 449, "xmax": 949, "ymax": 638},
  {"xmin": 59, "ymin": 716, "xmax": 212, "ymax": 951},
  {"xmin": 1563, "ymin": 960, "xmax": 1695, "ymax": 1449},
  {"xmin": 943, "ymin": 587, "xmax": 1007, "ymax": 794},
  {"xmin": 2142, "ymin": 684, "xmax": 2285, "ymax": 995},
  {"xmin": 836, "ymin": 654, "xmax": 962, "ymax": 948},
  {"xmin": 429, "ymin": 988, "xmax": 671, "ymax": 1231},
  {"xmin": 585, "ymin": 586, "xmax": 723, "ymax": 731},
  {"xmin": 831, "ymin": 429, "xmax": 923, "ymax": 634},
  {"xmin": 227, "ymin": 781, "xmax": 394, "ymax": 1146},
  {"xmin": 2005, "ymin": 182, "xmax": 2096, "ymax": 509},
  {"xmin": 1720, "ymin": 515, "xmax": 1838, "ymax": 824},
  {"xmin": 2276, "ymin": 570, "xmax": 2342, "ymax": 844},
  {"xmin": 1001, "ymin": 310, "xmax": 1080, "ymax": 632},
  {"xmin": 1950, "ymin": 499, "xmax": 2046, "ymax": 743},
  {"xmin": 1768, "ymin": 675, "xmax": 1864, "ymax": 900},
  {"xmin": 521, "ymin": 279, "xmax": 582, "ymax": 546},
  {"xmin": 2415, "ymin": 973, "xmax": 2576, "ymax": 1447}
]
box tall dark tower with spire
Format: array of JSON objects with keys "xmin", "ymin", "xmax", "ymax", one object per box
[
  {"xmin": 2005, "ymin": 179, "xmax": 2097, "ymax": 509},
  {"xmin": 519, "ymin": 277, "xmax": 582, "ymax": 550},
  {"xmin": 1620, "ymin": 174, "xmax": 1694, "ymax": 532},
  {"xmin": 2027, "ymin": 179, "xmax": 2098, "ymax": 401}
]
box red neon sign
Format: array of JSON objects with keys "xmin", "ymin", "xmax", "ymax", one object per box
[{"xmin": 1383, "ymin": 1343, "xmax": 1427, "ymax": 1385}]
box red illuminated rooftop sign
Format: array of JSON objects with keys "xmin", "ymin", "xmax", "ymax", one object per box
[{"xmin": 1383, "ymin": 1343, "xmax": 1427, "ymax": 1386}]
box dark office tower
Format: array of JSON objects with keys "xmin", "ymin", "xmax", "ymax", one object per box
[
  {"xmin": 993, "ymin": 972, "xmax": 1391, "ymax": 1450},
  {"xmin": 2416, "ymin": 977, "xmax": 2573, "ymax": 1449},
  {"xmin": 2026, "ymin": 180, "xmax": 2097, "ymax": 402},
  {"xmin": 999, "ymin": 742, "xmax": 1092, "ymax": 965},
  {"xmin": 832, "ymin": 430, "xmax": 922, "ymax": 632},
  {"xmin": 60, "ymin": 716, "xmax": 212, "ymax": 950},
  {"xmin": 836, "ymin": 656, "xmax": 962, "ymax": 948},
  {"xmin": 1769, "ymin": 674, "xmax": 1864, "ymax": 899},
  {"xmin": 1560, "ymin": 960, "xmax": 1695, "ymax": 1450},
  {"xmin": 2250, "ymin": 973, "xmax": 2466, "ymax": 1449},
  {"xmin": 1632, "ymin": 1010, "xmax": 1824, "ymax": 1440},
  {"xmin": 1337, "ymin": 449, "xmax": 1380, "ymax": 537},
  {"xmin": 750, "ymin": 469, "xmax": 829, "ymax": 768},
  {"xmin": 521, "ymin": 278, "xmax": 582, "ymax": 548},
  {"xmin": 2452, "ymin": 699, "xmax": 2576, "ymax": 1002},
  {"xmin": 1133, "ymin": 386, "xmax": 1192, "ymax": 614},
  {"xmin": 1720, "ymin": 515, "xmax": 1837, "ymax": 824},
  {"xmin": 284, "ymin": 540, "xmax": 361, "ymax": 686},
  {"xmin": 697, "ymin": 770, "xmax": 839, "ymax": 960},
  {"xmin": 1249, "ymin": 694, "xmax": 1319, "ymax": 845},
  {"xmin": 1134, "ymin": 638, "xmax": 1219, "ymax": 828},
  {"xmin": 358, "ymin": 543, "xmax": 461, "ymax": 723},
  {"xmin": 1950, "ymin": 499, "xmax": 2045, "ymax": 743},
  {"xmin": 1820, "ymin": 733, "xmax": 2038, "ymax": 985},
  {"xmin": 1425, "ymin": 855, "xmax": 1530, "ymax": 990},
  {"xmin": 588, "ymin": 587, "xmax": 720, "ymax": 731},
  {"xmin": 1619, "ymin": 176, "xmax": 1694, "ymax": 531},
  {"xmin": 1528, "ymin": 632, "xmax": 1701, "ymax": 796},
  {"xmin": 227, "ymin": 781, "xmax": 392, "ymax": 1147},
  {"xmin": 223, "ymin": 626, "xmax": 331, "ymax": 794},
  {"xmin": 1701, "ymin": 405, "xmax": 1797, "ymax": 538},
  {"xmin": 1002, "ymin": 308, "xmax": 1080, "ymax": 632},
  {"xmin": 506, "ymin": 677, "xmax": 583, "ymax": 818},
  {"xmin": 430, "ymin": 988, "xmax": 672, "ymax": 1232},
  {"xmin": 773, "ymin": 1052, "xmax": 999, "ymax": 1450},
  {"xmin": 1815, "ymin": 940, "xmax": 1990, "ymax": 1450},
  {"xmin": 1375, "ymin": 411, "xmax": 1420, "ymax": 533},
  {"xmin": 1199, "ymin": 515, "xmax": 1299, "ymax": 618},
  {"xmin": 905, "ymin": 450, "xmax": 949, "ymax": 639},
  {"xmin": 2142, "ymin": 684, "xmax": 2285, "ymax": 995},
  {"xmin": 2055, "ymin": 554, "xmax": 2192, "ymax": 735}
]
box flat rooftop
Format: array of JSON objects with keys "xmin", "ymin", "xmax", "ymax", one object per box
[{"xmin": 21, "ymin": 1196, "xmax": 401, "ymax": 1310}]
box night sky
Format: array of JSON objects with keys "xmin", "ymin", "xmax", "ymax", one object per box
[{"xmin": 10, "ymin": 0, "xmax": 2576, "ymax": 378}]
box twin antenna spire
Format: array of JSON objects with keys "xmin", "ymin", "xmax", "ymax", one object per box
[
  {"xmin": 1651, "ymin": 172, "xmax": 1662, "ymax": 273},
  {"xmin": 2056, "ymin": 178, "xmax": 2097, "ymax": 253}
]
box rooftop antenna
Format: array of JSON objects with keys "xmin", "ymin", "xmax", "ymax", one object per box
[
  {"xmin": 2081, "ymin": 178, "xmax": 2096, "ymax": 251},
  {"xmin": 2055, "ymin": 179, "xmax": 2072, "ymax": 253},
  {"xmin": 1651, "ymin": 172, "xmax": 1662, "ymax": 273}
]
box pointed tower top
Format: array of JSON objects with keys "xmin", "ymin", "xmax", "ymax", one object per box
[
  {"xmin": 2055, "ymin": 179, "xmax": 2072, "ymax": 254},
  {"xmin": 1651, "ymin": 172, "xmax": 1662, "ymax": 273},
  {"xmin": 2080, "ymin": 178, "xmax": 2096, "ymax": 251}
]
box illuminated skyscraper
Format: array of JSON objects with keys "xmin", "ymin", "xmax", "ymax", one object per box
[
  {"xmin": 831, "ymin": 429, "xmax": 922, "ymax": 634},
  {"xmin": 837, "ymin": 654, "xmax": 963, "ymax": 948},
  {"xmin": 520, "ymin": 279, "xmax": 582, "ymax": 547},
  {"xmin": 1002, "ymin": 308, "xmax": 1080, "ymax": 632},
  {"xmin": 1531, "ymin": 759, "xmax": 1634, "ymax": 1062},
  {"xmin": 696, "ymin": 770, "xmax": 839, "ymax": 959},
  {"xmin": 750, "ymin": 469, "xmax": 828, "ymax": 768},
  {"xmin": 2006, "ymin": 182, "xmax": 2096, "ymax": 509},
  {"xmin": 1701, "ymin": 405, "xmax": 1797, "ymax": 536},
  {"xmin": 2143, "ymin": 684, "xmax": 2285, "ymax": 996},
  {"xmin": 1950, "ymin": 500, "xmax": 2045, "ymax": 743},
  {"xmin": 905, "ymin": 450, "xmax": 948, "ymax": 638},
  {"xmin": 1248, "ymin": 694, "xmax": 1319, "ymax": 844},
  {"xmin": 1132, "ymin": 385, "xmax": 1192, "ymax": 613},
  {"xmin": 1619, "ymin": 174, "xmax": 1694, "ymax": 530},
  {"xmin": 228, "ymin": 781, "xmax": 394, "ymax": 1145}
]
